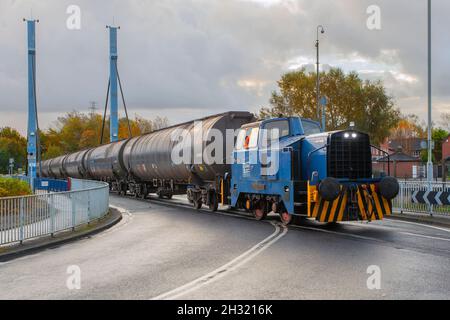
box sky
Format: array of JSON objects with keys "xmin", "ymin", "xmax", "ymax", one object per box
[{"xmin": 0, "ymin": 0, "xmax": 449, "ymax": 135}]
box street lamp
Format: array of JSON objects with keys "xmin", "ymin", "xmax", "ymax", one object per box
[
  {"xmin": 316, "ymin": 25, "xmax": 325, "ymax": 123},
  {"xmin": 427, "ymin": 0, "xmax": 433, "ymax": 184}
]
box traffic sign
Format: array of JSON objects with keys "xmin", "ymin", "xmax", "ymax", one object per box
[{"xmin": 412, "ymin": 190, "xmax": 450, "ymax": 205}]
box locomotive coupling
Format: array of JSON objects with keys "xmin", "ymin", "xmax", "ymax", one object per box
[{"xmin": 378, "ymin": 176, "xmax": 400, "ymax": 200}]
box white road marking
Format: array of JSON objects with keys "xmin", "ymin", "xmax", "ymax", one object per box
[
  {"xmin": 151, "ymin": 221, "xmax": 288, "ymax": 300},
  {"xmin": 400, "ymin": 232, "xmax": 450, "ymax": 242},
  {"xmin": 383, "ymin": 219, "xmax": 450, "ymax": 233},
  {"xmin": 291, "ymin": 225, "xmax": 382, "ymax": 242}
]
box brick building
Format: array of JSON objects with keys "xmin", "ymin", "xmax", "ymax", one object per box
[{"xmin": 373, "ymin": 150, "xmax": 424, "ymax": 179}]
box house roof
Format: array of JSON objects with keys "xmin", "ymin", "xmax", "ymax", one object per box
[
  {"xmin": 387, "ymin": 137, "xmax": 424, "ymax": 151},
  {"xmin": 377, "ymin": 151, "xmax": 421, "ymax": 162}
]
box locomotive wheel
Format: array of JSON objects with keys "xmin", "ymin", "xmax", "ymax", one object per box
[
  {"xmin": 158, "ymin": 191, "xmax": 164, "ymax": 199},
  {"xmin": 140, "ymin": 186, "xmax": 148, "ymax": 199},
  {"xmin": 166, "ymin": 193, "xmax": 173, "ymax": 200},
  {"xmin": 279, "ymin": 211, "xmax": 294, "ymax": 226},
  {"xmin": 193, "ymin": 198, "xmax": 202, "ymax": 210},
  {"xmin": 253, "ymin": 208, "xmax": 267, "ymax": 221},
  {"xmin": 253, "ymin": 201, "xmax": 267, "ymax": 221}
]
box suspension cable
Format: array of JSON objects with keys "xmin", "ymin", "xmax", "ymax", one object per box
[
  {"xmin": 100, "ymin": 79, "xmax": 110, "ymax": 145},
  {"xmin": 115, "ymin": 61, "xmax": 132, "ymax": 139}
]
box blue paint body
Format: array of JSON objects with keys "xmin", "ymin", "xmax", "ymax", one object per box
[
  {"xmin": 26, "ymin": 20, "xmax": 37, "ymax": 181},
  {"xmin": 109, "ymin": 27, "xmax": 119, "ymax": 143},
  {"xmin": 231, "ymin": 117, "xmax": 321, "ymax": 214},
  {"xmin": 230, "ymin": 116, "xmax": 384, "ymax": 216},
  {"xmin": 300, "ymin": 132, "xmax": 328, "ymax": 185},
  {"xmin": 34, "ymin": 178, "xmax": 69, "ymax": 192}
]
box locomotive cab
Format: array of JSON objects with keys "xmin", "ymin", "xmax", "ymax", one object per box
[
  {"xmin": 230, "ymin": 117, "xmax": 399, "ymax": 225},
  {"xmin": 230, "ymin": 117, "xmax": 321, "ymax": 224}
]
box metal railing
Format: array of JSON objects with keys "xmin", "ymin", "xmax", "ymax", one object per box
[
  {"xmin": 0, "ymin": 179, "xmax": 109, "ymax": 246},
  {"xmin": 393, "ymin": 181, "xmax": 450, "ymax": 216}
]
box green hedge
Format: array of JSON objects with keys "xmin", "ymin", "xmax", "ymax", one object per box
[{"xmin": 0, "ymin": 177, "xmax": 32, "ymax": 198}]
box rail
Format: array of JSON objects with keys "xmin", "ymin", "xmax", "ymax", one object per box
[
  {"xmin": 0, "ymin": 179, "xmax": 109, "ymax": 246},
  {"xmin": 393, "ymin": 181, "xmax": 450, "ymax": 216}
]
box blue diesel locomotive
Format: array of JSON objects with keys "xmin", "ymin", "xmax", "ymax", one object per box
[
  {"xmin": 227, "ymin": 116, "xmax": 399, "ymax": 225},
  {"xmin": 39, "ymin": 112, "xmax": 399, "ymax": 225}
]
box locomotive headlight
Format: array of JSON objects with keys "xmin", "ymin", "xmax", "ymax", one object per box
[
  {"xmin": 352, "ymin": 133, "xmax": 357, "ymax": 138},
  {"xmin": 344, "ymin": 133, "xmax": 350, "ymax": 138},
  {"xmin": 284, "ymin": 186, "xmax": 290, "ymax": 193}
]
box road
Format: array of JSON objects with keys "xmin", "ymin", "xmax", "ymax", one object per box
[{"xmin": 0, "ymin": 194, "xmax": 449, "ymax": 299}]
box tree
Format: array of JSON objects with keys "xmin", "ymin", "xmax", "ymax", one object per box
[
  {"xmin": 419, "ymin": 128, "xmax": 449, "ymax": 163},
  {"xmin": 0, "ymin": 127, "xmax": 27, "ymax": 174},
  {"xmin": 260, "ymin": 68, "xmax": 400, "ymax": 145},
  {"xmin": 439, "ymin": 112, "xmax": 450, "ymax": 131},
  {"xmin": 390, "ymin": 114, "xmax": 426, "ymax": 140},
  {"xmin": 40, "ymin": 111, "xmax": 169, "ymax": 159}
]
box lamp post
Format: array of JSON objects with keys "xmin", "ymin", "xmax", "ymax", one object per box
[
  {"xmin": 316, "ymin": 25, "xmax": 325, "ymax": 123},
  {"xmin": 427, "ymin": 0, "xmax": 433, "ymax": 184}
]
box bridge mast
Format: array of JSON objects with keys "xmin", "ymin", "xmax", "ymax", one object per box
[
  {"xmin": 108, "ymin": 25, "xmax": 119, "ymax": 143},
  {"xmin": 25, "ymin": 19, "xmax": 40, "ymax": 183}
]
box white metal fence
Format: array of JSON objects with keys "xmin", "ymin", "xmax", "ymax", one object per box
[
  {"xmin": 393, "ymin": 181, "xmax": 450, "ymax": 216},
  {"xmin": 0, "ymin": 179, "xmax": 109, "ymax": 246}
]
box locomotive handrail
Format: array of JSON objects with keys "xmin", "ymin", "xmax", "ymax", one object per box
[{"xmin": 306, "ymin": 144, "xmax": 328, "ymax": 184}]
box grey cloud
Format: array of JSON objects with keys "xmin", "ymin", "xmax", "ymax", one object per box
[{"xmin": 0, "ymin": 0, "xmax": 448, "ymax": 134}]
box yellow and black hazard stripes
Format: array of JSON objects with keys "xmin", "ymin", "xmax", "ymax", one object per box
[
  {"xmin": 308, "ymin": 182, "xmax": 392, "ymax": 223},
  {"xmin": 311, "ymin": 186, "xmax": 348, "ymax": 222},
  {"xmin": 356, "ymin": 184, "xmax": 392, "ymax": 221},
  {"xmin": 356, "ymin": 185, "xmax": 373, "ymax": 220},
  {"xmin": 368, "ymin": 184, "xmax": 392, "ymax": 217}
]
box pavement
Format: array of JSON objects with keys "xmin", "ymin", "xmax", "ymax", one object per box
[
  {"xmin": 0, "ymin": 194, "xmax": 449, "ymax": 299},
  {"xmin": 0, "ymin": 209, "xmax": 122, "ymax": 262}
]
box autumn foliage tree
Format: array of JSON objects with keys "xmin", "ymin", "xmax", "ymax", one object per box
[
  {"xmin": 41, "ymin": 112, "xmax": 169, "ymax": 159},
  {"xmin": 0, "ymin": 127, "xmax": 27, "ymax": 173},
  {"xmin": 260, "ymin": 68, "xmax": 400, "ymax": 145}
]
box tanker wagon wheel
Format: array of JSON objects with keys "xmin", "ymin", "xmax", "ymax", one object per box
[
  {"xmin": 140, "ymin": 186, "xmax": 148, "ymax": 200},
  {"xmin": 193, "ymin": 198, "xmax": 203, "ymax": 210},
  {"xmin": 208, "ymin": 193, "xmax": 219, "ymax": 212}
]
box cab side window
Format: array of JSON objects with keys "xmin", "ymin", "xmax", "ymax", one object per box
[
  {"xmin": 235, "ymin": 127, "xmax": 259, "ymax": 150},
  {"xmin": 264, "ymin": 120, "xmax": 290, "ymax": 139},
  {"xmin": 301, "ymin": 120, "xmax": 322, "ymax": 135}
]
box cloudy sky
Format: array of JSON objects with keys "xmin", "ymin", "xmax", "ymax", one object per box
[{"xmin": 0, "ymin": 0, "xmax": 448, "ymax": 134}]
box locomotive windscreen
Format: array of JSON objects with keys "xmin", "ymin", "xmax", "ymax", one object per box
[{"xmin": 327, "ymin": 131, "xmax": 372, "ymax": 179}]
